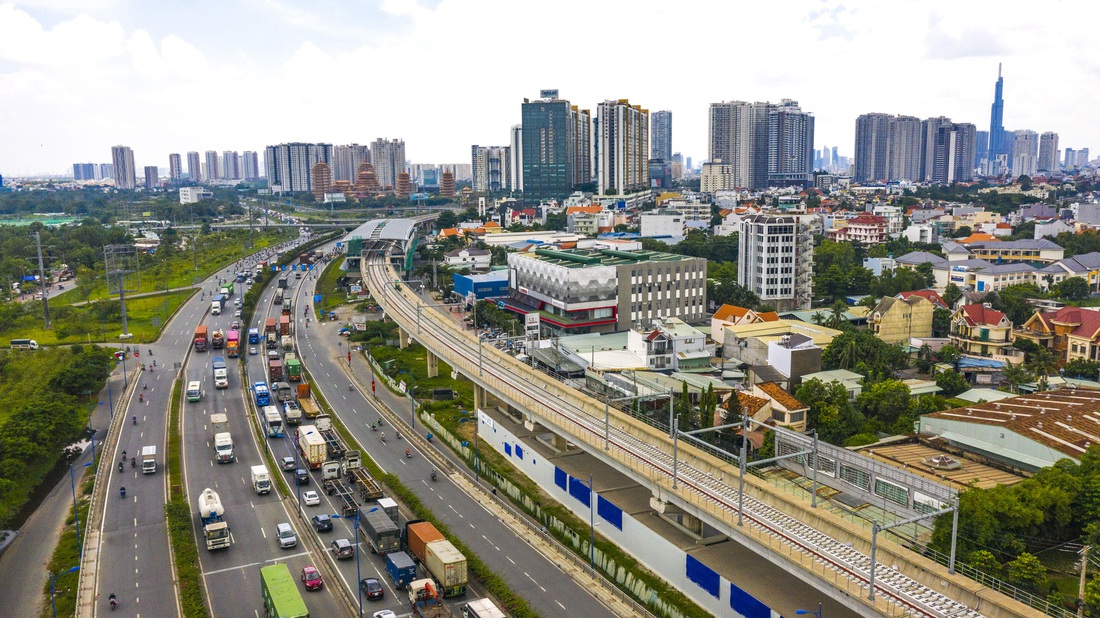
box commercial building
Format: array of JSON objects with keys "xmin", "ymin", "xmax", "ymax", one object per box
[
  {"xmin": 168, "ymin": 153, "xmax": 182, "ymax": 181},
  {"xmin": 708, "ymin": 99, "xmax": 814, "ymax": 189},
  {"xmin": 453, "ymin": 271, "xmax": 508, "ymax": 301},
  {"xmin": 471, "ymin": 145, "xmax": 512, "ymax": 193},
  {"xmin": 521, "ymin": 91, "xmax": 591, "ymax": 201},
  {"xmin": 264, "ymin": 142, "xmax": 333, "ymax": 194},
  {"xmin": 988, "ymin": 64, "xmax": 1007, "ymax": 159},
  {"xmin": 651, "ymin": 110, "xmax": 672, "ymax": 163},
  {"xmin": 597, "ymin": 99, "xmax": 649, "ymax": 196},
  {"xmin": 737, "ymin": 214, "xmax": 814, "ymax": 311},
  {"xmin": 502, "ymin": 248, "xmax": 706, "ymax": 334},
  {"xmin": 187, "ymin": 151, "xmax": 201, "ymax": 182},
  {"xmin": 509, "ymin": 125, "xmax": 523, "ymax": 192},
  {"xmin": 943, "ymin": 238, "xmax": 1064, "ymax": 264},
  {"xmin": 1011, "ymin": 130, "xmax": 1038, "ymax": 177},
  {"xmin": 143, "ymin": 166, "xmax": 159, "ymax": 189},
  {"xmin": 868, "ymin": 295, "xmax": 934, "ymax": 343},
  {"xmin": 179, "ymin": 186, "xmax": 212, "ymax": 204},
  {"xmin": 72, "ymin": 163, "xmax": 97, "ymax": 181},
  {"xmin": 700, "ymin": 160, "xmax": 736, "ymax": 192},
  {"xmin": 370, "ymin": 138, "xmax": 406, "ymax": 190},
  {"xmin": 111, "ymin": 145, "xmax": 136, "ymax": 189},
  {"xmin": 1038, "ymin": 132, "xmax": 1060, "ymax": 173},
  {"xmin": 639, "ymin": 210, "xmax": 685, "ymax": 242}
]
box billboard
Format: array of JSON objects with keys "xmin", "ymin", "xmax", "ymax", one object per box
[{"xmin": 540, "ymin": 89, "xmax": 559, "ymax": 99}]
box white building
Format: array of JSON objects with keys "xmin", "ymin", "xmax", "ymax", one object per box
[
  {"xmin": 700, "ymin": 160, "xmax": 736, "ymax": 193},
  {"xmin": 738, "ymin": 213, "xmax": 814, "ymax": 311},
  {"xmin": 179, "ymin": 186, "xmax": 212, "ymax": 204},
  {"xmin": 872, "ymin": 205, "xmax": 904, "ymax": 235},
  {"xmin": 902, "ymin": 223, "xmax": 939, "ymax": 244},
  {"xmin": 639, "ymin": 210, "xmax": 685, "ymax": 242},
  {"xmin": 443, "ymin": 248, "xmax": 491, "ymax": 271}
]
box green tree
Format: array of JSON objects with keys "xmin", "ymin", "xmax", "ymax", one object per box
[
  {"xmin": 857, "ymin": 379, "xmax": 913, "ymax": 428},
  {"xmin": 967, "ymin": 550, "xmax": 1001, "ymax": 576},
  {"xmin": 795, "ymin": 379, "xmax": 865, "ymax": 445},
  {"xmin": 810, "ymin": 311, "xmax": 827, "ymax": 326},
  {"xmin": 953, "ymin": 225, "xmax": 973, "ymax": 239},
  {"xmin": 829, "ymin": 299, "xmax": 849, "ymax": 329},
  {"xmin": 1026, "ymin": 347, "xmax": 1057, "ymax": 391},
  {"xmin": 821, "ymin": 330, "xmax": 909, "ymax": 380},
  {"xmin": 942, "ymin": 283, "xmax": 963, "ymax": 308},
  {"xmin": 1002, "ymin": 363, "xmax": 1034, "ymax": 393},
  {"xmin": 1005, "ymin": 552, "xmax": 1046, "ymax": 590},
  {"xmin": 935, "ymin": 371, "xmax": 969, "ymax": 397},
  {"xmin": 937, "ymin": 344, "xmax": 961, "ymax": 371},
  {"xmin": 1055, "ymin": 276, "xmax": 1090, "ymax": 301},
  {"xmin": 932, "ymin": 307, "xmax": 951, "ymax": 337},
  {"xmin": 1062, "ymin": 358, "xmax": 1100, "ymax": 379}
]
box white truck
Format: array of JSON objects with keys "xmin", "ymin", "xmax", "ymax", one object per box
[
  {"xmin": 211, "ymin": 413, "xmax": 235, "ymax": 463},
  {"xmin": 198, "ymin": 488, "xmax": 231, "ymax": 550},
  {"xmin": 141, "ymin": 445, "xmax": 157, "ymax": 474},
  {"xmin": 212, "ymin": 356, "xmax": 228, "ymax": 389},
  {"xmin": 297, "ymin": 425, "xmax": 326, "ymax": 470},
  {"xmin": 251, "ymin": 465, "xmax": 271, "ymax": 494}
]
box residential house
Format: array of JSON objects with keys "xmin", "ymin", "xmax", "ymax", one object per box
[
  {"xmin": 950, "ymin": 303, "xmax": 1022, "ymax": 364},
  {"xmin": 800, "ymin": 369, "xmax": 864, "ymax": 401},
  {"xmin": 1016, "ymin": 306, "xmax": 1100, "ymax": 365},
  {"xmin": 828, "ymin": 214, "xmax": 889, "ymax": 245},
  {"xmin": 872, "ymin": 205, "xmax": 904, "ymax": 235},
  {"xmin": 868, "ymin": 295, "xmax": 935, "ymax": 343},
  {"xmin": 902, "ymin": 223, "xmax": 939, "ymax": 244},
  {"xmin": 626, "ymin": 317, "xmax": 713, "ymax": 371},
  {"xmin": 443, "ymin": 248, "xmax": 491, "ymax": 271},
  {"xmin": 896, "ymin": 290, "xmax": 948, "ymax": 309},
  {"xmin": 943, "ymin": 238, "xmax": 1065, "ymax": 264},
  {"xmin": 1035, "ymin": 252, "xmax": 1100, "ymax": 293},
  {"xmin": 752, "ymin": 382, "xmax": 809, "ymax": 432}
]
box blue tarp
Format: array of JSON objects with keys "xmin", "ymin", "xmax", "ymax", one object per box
[
  {"xmin": 554, "ymin": 467, "xmax": 567, "ymax": 491},
  {"xmin": 957, "ymin": 357, "xmax": 1006, "ymax": 369}
]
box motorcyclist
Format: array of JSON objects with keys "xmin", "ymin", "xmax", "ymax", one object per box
[
  {"xmin": 130, "ymin": 456, "xmax": 136, "ymax": 468},
  {"xmin": 108, "ymin": 593, "xmax": 117, "ymax": 608},
  {"xmin": 405, "ymin": 449, "xmax": 411, "ymax": 458},
  {"xmin": 380, "ymin": 432, "xmax": 386, "ymax": 442},
  {"xmin": 132, "ymin": 415, "xmax": 137, "ymax": 425},
  {"xmin": 371, "ymin": 423, "xmax": 376, "ymax": 432},
  {"xmin": 139, "ymin": 393, "xmax": 143, "ymax": 402},
  {"xmin": 119, "ymin": 487, "xmax": 125, "ymax": 499},
  {"xmin": 118, "ymin": 461, "xmax": 124, "ymax": 473},
  {"xmin": 430, "ymin": 469, "xmax": 437, "ymax": 481}
]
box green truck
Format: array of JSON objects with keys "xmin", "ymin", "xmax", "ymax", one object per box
[
  {"xmin": 285, "ymin": 354, "xmax": 301, "ymax": 381},
  {"xmin": 260, "ymin": 564, "xmax": 309, "ymax": 618},
  {"xmin": 220, "ymin": 282, "xmax": 234, "ymax": 297}
]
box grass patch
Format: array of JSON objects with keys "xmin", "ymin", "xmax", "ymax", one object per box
[
  {"xmin": 315, "ymin": 255, "xmax": 348, "ymax": 314},
  {"xmin": 39, "ymin": 475, "xmax": 90, "ymax": 618},
  {"xmin": 8, "ymin": 289, "xmax": 194, "ymax": 346},
  {"xmin": 164, "ymin": 378, "xmax": 209, "ymax": 618}
]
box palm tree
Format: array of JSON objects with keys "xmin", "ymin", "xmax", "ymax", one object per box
[
  {"xmin": 918, "ymin": 343, "xmax": 933, "ymax": 362},
  {"xmin": 1025, "ymin": 347, "xmax": 1056, "ymax": 392},
  {"xmin": 1002, "ymin": 363, "xmax": 1033, "ymax": 394},
  {"xmin": 810, "ymin": 311, "xmax": 827, "ymax": 326},
  {"xmin": 830, "ymin": 300, "xmax": 849, "ymax": 330}
]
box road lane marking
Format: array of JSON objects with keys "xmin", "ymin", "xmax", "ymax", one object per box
[
  {"xmin": 507, "ymin": 556, "xmax": 515, "ymax": 564},
  {"xmin": 557, "ymin": 600, "xmax": 566, "ymax": 610}
]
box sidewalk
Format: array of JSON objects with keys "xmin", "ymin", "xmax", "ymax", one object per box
[{"xmin": 0, "ymin": 364, "xmax": 126, "ymax": 618}]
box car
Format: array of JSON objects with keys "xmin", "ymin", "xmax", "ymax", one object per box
[
  {"xmin": 281, "ymin": 456, "xmax": 296, "ymax": 471},
  {"xmin": 331, "ymin": 538, "xmax": 354, "ymax": 559},
  {"xmin": 231, "ymin": 320, "xmax": 240, "ymax": 330},
  {"xmin": 372, "ymin": 611, "xmax": 396, "ymax": 618},
  {"xmin": 249, "ymin": 346, "xmax": 258, "ymax": 356},
  {"xmin": 276, "ymin": 522, "xmax": 297, "ymax": 548},
  {"xmin": 359, "ymin": 577, "xmax": 383, "ymax": 600},
  {"xmin": 302, "ymin": 490, "xmax": 320, "ymax": 506},
  {"xmin": 295, "ymin": 272, "xmax": 302, "ymax": 279},
  {"xmin": 312, "ymin": 514, "xmax": 333, "ymax": 532},
  {"xmin": 300, "ymin": 565, "xmax": 323, "ymax": 591},
  {"xmin": 295, "ymin": 469, "xmax": 309, "ymax": 485},
  {"xmin": 234, "ymin": 308, "xmax": 242, "ymax": 317}
]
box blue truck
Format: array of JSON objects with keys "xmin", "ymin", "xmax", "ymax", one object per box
[
  {"xmin": 248, "ymin": 327, "xmax": 260, "ymax": 344},
  {"xmin": 254, "ymin": 382, "xmax": 271, "ymax": 406},
  {"xmin": 386, "ymin": 551, "xmax": 417, "ymax": 590}
]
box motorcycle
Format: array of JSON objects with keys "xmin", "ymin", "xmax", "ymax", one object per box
[
  {"xmin": 143, "ymin": 382, "xmax": 147, "ymax": 390},
  {"xmin": 371, "ymin": 424, "xmax": 377, "ymax": 432},
  {"xmin": 139, "ymin": 393, "xmax": 143, "ymax": 403},
  {"xmin": 430, "ymin": 470, "xmax": 437, "ymax": 482},
  {"xmin": 109, "ymin": 593, "xmax": 118, "ymax": 610},
  {"xmin": 132, "ymin": 415, "xmax": 137, "ymax": 425},
  {"xmin": 119, "ymin": 487, "xmax": 126, "ymax": 499},
  {"xmin": 130, "ymin": 457, "xmax": 136, "ymax": 469},
  {"xmin": 405, "ymin": 449, "xmax": 412, "ymax": 459},
  {"xmin": 118, "ymin": 461, "xmax": 124, "ymax": 473}
]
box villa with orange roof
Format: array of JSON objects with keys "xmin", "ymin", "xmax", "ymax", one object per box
[{"xmin": 1016, "ymin": 305, "xmax": 1100, "ymax": 365}]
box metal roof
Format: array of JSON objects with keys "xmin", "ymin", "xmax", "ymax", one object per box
[{"xmin": 344, "ymin": 219, "xmax": 417, "ymax": 243}]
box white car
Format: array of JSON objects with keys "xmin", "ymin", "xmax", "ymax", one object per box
[
  {"xmin": 303, "ymin": 491, "xmax": 320, "ymax": 506},
  {"xmin": 373, "ymin": 611, "xmax": 397, "ymax": 618}
]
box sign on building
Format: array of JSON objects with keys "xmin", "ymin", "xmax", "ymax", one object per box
[{"xmin": 525, "ymin": 312, "xmax": 540, "ymax": 336}]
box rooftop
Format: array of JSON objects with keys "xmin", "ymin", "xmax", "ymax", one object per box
[
  {"xmin": 896, "ymin": 251, "xmax": 949, "ymax": 267},
  {"xmin": 897, "ymin": 290, "xmax": 948, "ymax": 309},
  {"xmin": 517, "ymin": 247, "xmax": 697, "ymax": 269},
  {"xmin": 957, "ymin": 303, "xmax": 1008, "ymax": 327},
  {"xmin": 757, "ymin": 382, "xmax": 807, "ymax": 411},
  {"xmin": 801, "ymin": 369, "xmax": 864, "ymax": 385},
  {"xmin": 857, "ymin": 441, "xmax": 1024, "ymax": 490}
]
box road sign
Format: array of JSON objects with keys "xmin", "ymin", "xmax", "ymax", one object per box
[
  {"xmin": 496, "ymin": 301, "xmax": 505, "ymax": 309},
  {"xmin": 350, "ymin": 285, "xmax": 362, "ymax": 294},
  {"xmin": 314, "ymin": 294, "xmax": 322, "ymax": 303}
]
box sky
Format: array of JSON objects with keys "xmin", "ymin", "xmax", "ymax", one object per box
[{"xmin": 2, "ymin": 0, "xmax": 1098, "ymax": 177}]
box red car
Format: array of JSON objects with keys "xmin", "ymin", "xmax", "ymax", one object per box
[{"xmin": 301, "ymin": 565, "xmax": 323, "ymax": 591}]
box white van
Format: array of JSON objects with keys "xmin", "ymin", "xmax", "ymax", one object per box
[
  {"xmin": 141, "ymin": 446, "xmax": 157, "ymax": 474},
  {"xmin": 186, "ymin": 381, "xmax": 202, "ymax": 402}
]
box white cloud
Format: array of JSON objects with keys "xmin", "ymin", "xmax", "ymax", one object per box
[{"xmin": 0, "ymin": 5, "xmax": 126, "ymax": 66}]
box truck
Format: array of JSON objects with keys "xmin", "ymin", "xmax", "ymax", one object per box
[
  {"xmin": 285, "ymin": 355, "xmax": 302, "ymax": 382},
  {"xmin": 212, "ymin": 356, "xmax": 228, "ymax": 389},
  {"xmin": 342, "ymin": 451, "xmax": 383, "ymax": 501},
  {"xmin": 386, "ymin": 551, "xmax": 418, "ymax": 590},
  {"xmin": 425, "ymin": 539, "xmax": 468, "ymax": 597},
  {"xmin": 264, "ymin": 317, "xmax": 277, "ymax": 335},
  {"xmin": 360, "ymin": 509, "xmax": 400, "ymax": 554},
  {"xmin": 281, "ymin": 335, "xmax": 293, "ymax": 352},
  {"xmin": 251, "ymin": 465, "xmax": 272, "ymax": 494},
  {"xmin": 299, "ymin": 252, "xmax": 313, "ymax": 265},
  {"xmin": 323, "ymin": 475, "xmax": 359, "ymax": 517},
  {"xmin": 273, "ymin": 381, "xmax": 293, "ymax": 403},
  {"xmin": 377, "ymin": 497, "xmax": 399, "ymax": 525},
  {"xmin": 211, "ymin": 329, "xmax": 225, "ymax": 350},
  {"xmin": 141, "ymin": 445, "xmax": 157, "ymax": 474},
  {"xmin": 403, "ymin": 521, "xmax": 444, "ymax": 564},
  {"xmin": 248, "ymin": 327, "xmax": 260, "ymax": 344},
  {"xmin": 279, "ymin": 314, "xmax": 291, "ymax": 336},
  {"xmin": 268, "ymin": 358, "xmax": 283, "ymax": 382},
  {"xmin": 198, "ymin": 488, "xmax": 231, "ymax": 550},
  {"xmin": 297, "ymin": 425, "xmax": 326, "ymax": 469},
  {"xmin": 277, "ymin": 277, "xmax": 288, "ymax": 289},
  {"xmin": 235, "ymin": 272, "xmax": 245, "ymax": 283},
  {"xmin": 281, "ymin": 288, "xmax": 293, "ymax": 313},
  {"xmin": 297, "ymin": 383, "xmax": 321, "ymax": 419},
  {"xmin": 408, "ymin": 579, "xmax": 451, "ymax": 618},
  {"xmin": 283, "ymin": 401, "xmax": 302, "ymax": 426},
  {"xmin": 263, "ymin": 405, "xmax": 284, "ymax": 437},
  {"xmin": 226, "ymin": 330, "xmax": 240, "ymax": 357},
  {"xmin": 254, "ymin": 382, "xmax": 271, "ymax": 406},
  {"xmin": 220, "ymin": 282, "xmax": 234, "ymax": 297},
  {"xmin": 211, "ymin": 293, "xmax": 225, "ymax": 315},
  {"xmin": 266, "ymin": 331, "xmax": 278, "ymax": 350},
  {"xmin": 314, "ymin": 414, "xmax": 348, "ymax": 460},
  {"xmin": 194, "ymin": 325, "xmax": 208, "ymax": 352},
  {"xmin": 273, "ymin": 289, "xmax": 283, "ymax": 305},
  {"xmin": 259, "ymin": 564, "xmax": 308, "ymax": 618},
  {"xmin": 211, "ymin": 413, "xmax": 235, "ymax": 463},
  {"xmin": 10, "ymin": 338, "xmax": 39, "ymax": 350},
  {"xmin": 462, "ymin": 599, "xmax": 506, "ymax": 618}
]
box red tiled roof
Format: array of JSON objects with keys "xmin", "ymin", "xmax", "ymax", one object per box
[
  {"xmin": 757, "ymin": 382, "xmax": 808, "ymax": 411},
  {"xmin": 959, "ymin": 304, "xmax": 1007, "ymax": 327},
  {"xmin": 849, "ymin": 214, "xmax": 888, "ymax": 225},
  {"xmin": 735, "ymin": 392, "xmax": 769, "ymax": 415},
  {"xmin": 958, "ymin": 233, "xmax": 999, "ymax": 243},
  {"xmin": 713, "ymin": 304, "xmax": 751, "ymax": 322},
  {"xmin": 566, "ymin": 206, "xmax": 602, "ymax": 214},
  {"xmin": 898, "ymin": 290, "xmax": 947, "ymax": 309},
  {"xmin": 756, "ymin": 311, "xmax": 781, "ymax": 322},
  {"xmin": 1038, "ymin": 307, "xmax": 1100, "ymax": 340}
]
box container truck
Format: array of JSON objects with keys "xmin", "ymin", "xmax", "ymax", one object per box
[
  {"xmin": 281, "ymin": 288, "xmax": 292, "ymax": 312},
  {"xmin": 220, "ymin": 282, "xmax": 234, "ymax": 297},
  {"xmin": 263, "ymin": 405, "xmax": 284, "ymax": 437},
  {"xmin": 462, "ymin": 599, "xmax": 506, "ymax": 618},
  {"xmin": 297, "ymin": 425, "xmax": 326, "ymax": 469},
  {"xmin": 377, "ymin": 497, "xmax": 399, "ymax": 525},
  {"xmin": 273, "ymin": 289, "xmax": 283, "ymax": 305},
  {"xmin": 409, "ymin": 579, "xmax": 451, "ymax": 618},
  {"xmin": 425, "ymin": 539, "xmax": 468, "ymax": 597},
  {"xmin": 9, "ymin": 338, "xmax": 39, "ymax": 350},
  {"xmin": 194, "ymin": 325, "xmax": 209, "ymax": 352},
  {"xmin": 254, "ymin": 382, "xmax": 271, "ymax": 406},
  {"xmin": 314, "ymin": 414, "xmax": 348, "ymax": 459},
  {"xmin": 403, "ymin": 521, "xmax": 444, "ymax": 562},
  {"xmin": 360, "ymin": 509, "xmax": 400, "ymax": 554},
  {"xmin": 248, "ymin": 327, "xmax": 260, "ymax": 344},
  {"xmin": 251, "ymin": 465, "xmax": 272, "ymax": 494},
  {"xmin": 198, "ymin": 488, "xmax": 230, "ymax": 550},
  {"xmin": 266, "ymin": 331, "xmax": 278, "ymax": 350},
  {"xmin": 342, "ymin": 451, "xmax": 384, "ymax": 501},
  {"xmin": 226, "ymin": 330, "xmax": 240, "ymax": 357},
  {"xmin": 296, "ymin": 383, "xmax": 321, "ymax": 419},
  {"xmin": 141, "ymin": 445, "xmax": 157, "ymax": 474},
  {"xmin": 386, "ymin": 551, "xmax": 418, "ymax": 590},
  {"xmin": 323, "ymin": 476, "xmax": 359, "ymax": 517},
  {"xmin": 285, "ymin": 355, "xmax": 301, "ymax": 381},
  {"xmin": 211, "ymin": 329, "xmax": 225, "ymax": 349},
  {"xmin": 264, "ymin": 317, "xmax": 277, "ymax": 335},
  {"xmin": 279, "ymin": 314, "xmax": 290, "ymax": 336},
  {"xmin": 259, "ymin": 564, "xmax": 308, "ymax": 618},
  {"xmin": 283, "ymin": 401, "xmax": 302, "ymax": 426},
  {"xmin": 281, "ymin": 335, "xmax": 293, "ymax": 351},
  {"xmin": 273, "ymin": 381, "xmax": 293, "ymax": 402},
  {"xmin": 211, "ymin": 294, "xmax": 225, "ymax": 315},
  {"xmin": 268, "ymin": 358, "xmax": 283, "ymax": 382},
  {"xmin": 212, "ymin": 356, "xmax": 228, "ymax": 389},
  {"xmin": 277, "ymin": 277, "xmax": 289, "ymax": 289},
  {"xmin": 299, "ymin": 252, "xmax": 313, "ymax": 265},
  {"xmin": 211, "ymin": 415, "xmax": 235, "ymax": 463}
]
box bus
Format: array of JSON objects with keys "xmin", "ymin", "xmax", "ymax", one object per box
[
  {"xmin": 262, "ymin": 405, "xmax": 284, "ymax": 437},
  {"xmin": 248, "ymin": 328, "xmax": 260, "ymax": 344},
  {"xmin": 259, "ymin": 563, "xmax": 308, "ymax": 618},
  {"xmin": 186, "ymin": 381, "xmax": 202, "ymax": 402}
]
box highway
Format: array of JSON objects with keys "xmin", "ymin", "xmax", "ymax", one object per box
[
  {"xmin": 294, "ymin": 243, "xmax": 618, "ymax": 618},
  {"xmin": 183, "ymin": 250, "xmax": 345, "ymax": 617},
  {"xmin": 363, "ymin": 248, "xmax": 989, "ymax": 618}
]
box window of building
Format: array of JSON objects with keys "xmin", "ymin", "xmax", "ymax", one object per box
[
  {"xmin": 874, "ymin": 478, "xmax": 909, "ymax": 507},
  {"xmin": 840, "ymin": 464, "xmax": 871, "ymax": 491}
]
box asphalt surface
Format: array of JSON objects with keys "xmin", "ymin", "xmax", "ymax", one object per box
[{"xmin": 294, "ymin": 243, "xmax": 617, "ymax": 618}]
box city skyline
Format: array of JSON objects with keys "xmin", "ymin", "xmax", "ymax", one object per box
[{"xmin": 1, "ymin": 1, "xmax": 1097, "ymax": 175}]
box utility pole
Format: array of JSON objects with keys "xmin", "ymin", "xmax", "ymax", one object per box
[
  {"xmin": 1079, "ymin": 545, "xmax": 1089, "ymax": 618},
  {"xmin": 35, "ymin": 231, "xmax": 52, "ymax": 329}
]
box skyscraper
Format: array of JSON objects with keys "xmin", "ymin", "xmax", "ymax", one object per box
[
  {"xmin": 73, "ymin": 163, "xmax": 96, "ymax": 181},
  {"xmin": 521, "ymin": 92, "xmax": 591, "ymax": 200},
  {"xmin": 187, "ymin": 151, "xmax": 201, "ymax": 182},
  {"xmin": 471, "ymin": 145, "xmax": 511, "ymax": 193},
  {"xmin": 264, "ymin": 143, "xmax": 333, "ymax": 193},
  {"xmin": 1012, "ymin": 130, "xmax": 1038, "ymax": 177},
  {"xmin": 974, "ymin": 130, "xmax": 990, "ymax": 169},
  {"xmin": 332, "ymin": 145, "xmax": 370, "ymax": 183},
  {"xmin": 651, "ymin": 110, "xmax": 672, "ymax": 162},
  {"xmin": 766, "ymin": 99, "xmax": 814, "ymax": 188},
  {"xmin": 854, "ymin": 113, "xmax": 891, "ymax": 182},
  {"xmin": 597, "ymin": 99, "xmax": 649, "ymax": 195},
  {"xmin": 931, "ymin": 123, "xmax": 977, "ymax": 184},
  {"xmin": 708, "ymin": 101, "xmax": 755, "ymax": 188},
  {"xmin": 242, "ymin": 151, "xmax": 260, "ymax": 180},
  {"xmin": 370, "ymin": 138, "xmax": 406, "ymax": 190},
  {"xmin": 168, "ymin": 154, "xmax": 182, "ymax": 181},
  {"xmin": 1038, "ymin": 132, "xmax": 1059, "ymax": 173},
  {"xmin": 709, "ymin": 100, "xmax": 813, "ymax": 189},
  {"xmin": 222, "ymin": 151, "xmax": 240, "ymax": 180},
  {"xmin": 988, "ymin": 64, "xmax": 1007, "ymax": 159},
  {"xmin": 920, "ymin": 116, "xmax": 952, "ymax": 181},
  {"xmin": 509, "ymin": 125, "xmax": 523, "ymax": 193},
  {"xmin": 204, "ymin": 151, "xmax": 220, "ymax": 181},
  {"xmin": 888, "ymin": 116, "xmax": 922, "ymax": 182},
  {"xmin": 111, "ymin": 145, "xmax": 136, "ymax": 189},
  {"xmin": 144, "ymin": 166, "xmax": 159, "ymax": 189}
]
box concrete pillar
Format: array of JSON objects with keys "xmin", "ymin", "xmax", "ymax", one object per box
[
  {"xmin": 551, "ymin": 433, "xmax": 569, "ymax": 451},
  {"xmin": 426, "ymin": 350, "xmax": 438, "ymax": 378},
  {"xmin": 473, "ymin": 384, "xmax": 484, "ymax": 411},
  {"xmin": 680, "ymin": 512, "xmax": 704, "ymax": 536},
  {"xmin": 398, "ymin": 327, "xmax": 409, "ymax": 349}
]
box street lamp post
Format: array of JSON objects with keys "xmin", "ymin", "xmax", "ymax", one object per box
[
  {"xmin": 49, "ymin": 566, "xmax": 80, "ymax": 618},
  {"xmin": 69, "ymin": 461, "xmax": 92, "ymax": 558},
  {"xmin": 796, "ymin": 603, "xmax": 822, "ymax": 618}
]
